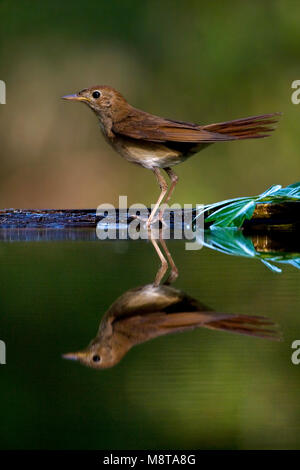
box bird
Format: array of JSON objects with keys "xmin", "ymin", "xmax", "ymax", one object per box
[
  {"xmin": 62, "ymin": 282, "xmax": 279, "ymax": 369},
  {"xmin": 62, "ymin": 86, "xmax": 280, "ymax": 226}
]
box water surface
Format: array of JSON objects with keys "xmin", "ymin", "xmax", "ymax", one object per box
[{"xmin": 0, "ymin": 230, "xmax": 299, "ymax": 449}]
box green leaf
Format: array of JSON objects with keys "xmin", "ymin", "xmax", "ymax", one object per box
[
  {"xmin": 206, "ymin": 200, "xmax": 256, "ymax": 228},
  {"xmin": 195, "ymin": 181, "xmax": 300, "ymax": 228}
]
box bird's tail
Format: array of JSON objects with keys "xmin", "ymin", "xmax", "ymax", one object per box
[{"xmin": 202, "ymin": 113, "xmax": 281, "ymax": 140}]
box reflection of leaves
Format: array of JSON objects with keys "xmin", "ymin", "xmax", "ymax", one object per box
[
  {"xmin": 203, "ymin": 227, "xmax": 256, "ymax": 257},
  {"xmin": 196, "ymin": 182, "xmax": 300, "ymax": 229},
  {"xmin": 202, "ymin": 227, "xmax": 300, "ymax": 273}
]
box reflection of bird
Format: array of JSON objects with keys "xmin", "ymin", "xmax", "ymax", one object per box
[
  {"xmin": 63, "ymin": 283, "xmax": 279, "ymax": 369},
  {"xmin": 62, "ymin": 86, "xmax": 280, "ymax": 225}
]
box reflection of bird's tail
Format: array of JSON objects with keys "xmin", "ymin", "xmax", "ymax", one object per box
[
  {"xmin": 202, "ymin": 113, "xmax": 281, "ymax": 140},
  {"xmin": 203, "ymin": 313, "xmax": 281, "ymax": 341},
  {"xmin": 159, "ymin": 312, "xmax": 281, "ymax": 341}
]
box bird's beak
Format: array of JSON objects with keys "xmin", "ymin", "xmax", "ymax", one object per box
[
  {"xmin": 61, "ymin": 94, "xmax": 87, "ymax": 102},
  {"xmin": 62, "ymin": 351, "xmax": 83, "ymax": 361}
]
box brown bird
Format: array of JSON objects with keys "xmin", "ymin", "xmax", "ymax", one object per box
[
  {"xmin": 62, "ymin": 283, "xmax": 279, "ymax": 369},
  {"xmin": 62, "ymin": 86, "xmax": 280, "ymax": 225}
]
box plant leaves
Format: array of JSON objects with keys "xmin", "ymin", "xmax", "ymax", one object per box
[{"xmin": 195, "ymin": 181, "xmax": 300, "ymax": 229}]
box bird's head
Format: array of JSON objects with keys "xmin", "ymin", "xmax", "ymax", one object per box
[
  {"xmin": 62, "ymin": 85, "xmax": 128, "ymax": 119},
  {"xmin": 62, "ymin": 337, "xmax": 129, "ymax": 369}
]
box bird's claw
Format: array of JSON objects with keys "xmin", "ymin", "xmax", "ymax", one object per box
[{"xmin": 129, "ymin": 213, "xmax": 167, "ymax": 229}]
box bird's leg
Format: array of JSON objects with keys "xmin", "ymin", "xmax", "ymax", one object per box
[
  {"xmin": 151, "ymin": 236, "xmax": 168, "ymax": 286},
  {"xmin": 159, "ymin": 236, "xmax": 179, "ymax": 284},
  {"xmin": 164, "ymin": 168, "xmax": 179, "ymax": 204},
  {"xmin": 159, "ymin": 167, "xmax": 179, "ymax": 222},
  {"xmin": 147, "ymin": 168, "xmax": 169, "ymax": 227}
]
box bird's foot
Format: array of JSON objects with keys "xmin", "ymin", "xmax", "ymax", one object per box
[
  {"xmin": 129, "ymin": 213, "xmax": 167, "ymax": 229},
  {"xmin": 129, "ymin": 214, "xmax": 159, "ymax": 227}
]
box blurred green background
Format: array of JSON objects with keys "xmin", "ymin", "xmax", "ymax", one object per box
[
  {"xmin": 1, "ymin": 0, "xmax": 300, "ymax": 451},
  {"xmin": 0, "ymin": 0, "xmax": 299, "ymax": 208}
]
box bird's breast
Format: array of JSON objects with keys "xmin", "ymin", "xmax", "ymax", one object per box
[{"xmin": 107, "ymin": 135, "xmax": 186, "ymax": 169}]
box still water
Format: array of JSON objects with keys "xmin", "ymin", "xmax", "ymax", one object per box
[{"xmin": 0, "ymin": 229, "xmax": 299, "ymax": 449}]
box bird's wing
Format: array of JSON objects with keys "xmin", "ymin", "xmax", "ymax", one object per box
[
  {"xmin": 113, "ymin": 110, "xmax": 280, "ymax": 143},
  {"xmin": 112, "ymin": 111, "xmax": 237, "ymax": 143},
  {"xmin": 106, "ymin": 284, "xmax": 195, "ymax": 322}
]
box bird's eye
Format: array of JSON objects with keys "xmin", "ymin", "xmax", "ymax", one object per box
[
  {"xmin": 92, "ymin": 91, "xmax": 101, "ymax": 99},
  {"xmin": 92, "ymin": 354, "xmax": 101, "ymax": 362}
]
